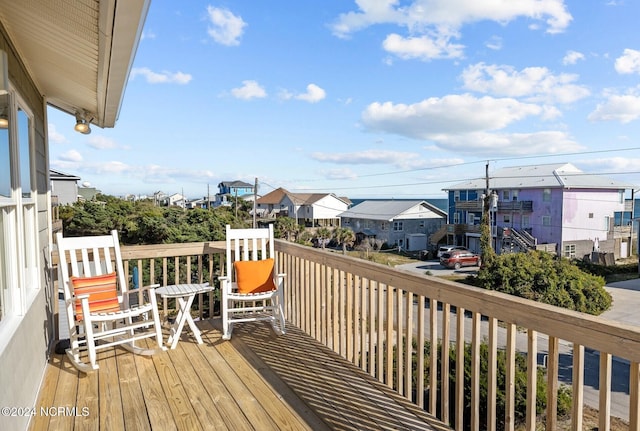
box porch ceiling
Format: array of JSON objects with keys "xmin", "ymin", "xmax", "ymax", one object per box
[{"xmin": 0, "ymin": 0, "xmax": 149, "ymax": 128}]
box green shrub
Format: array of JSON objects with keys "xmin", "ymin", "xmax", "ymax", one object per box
[
  {"xmin": 417, "ymin": 339, "xmax": 570, "ymax": 431},
  {"xmin": 476, "ymin": 251, "xmax": 611, "ymax": 315}
]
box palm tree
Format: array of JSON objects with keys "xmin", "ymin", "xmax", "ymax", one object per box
[
  {"xmin": 333, "ymin": 227, "xmax": 355, "ymax": 254},
  {"xmin": 274, "ymin": 217, "xmax": 299, "ymax": 241},
  {"xmin": 316, "ymin": 227, "xmax": 332, "ymax": 249}
]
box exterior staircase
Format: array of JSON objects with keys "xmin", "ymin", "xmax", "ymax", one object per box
[
  {"xmin": 503, "ymin": 227, "xmax": 537, "ymax": 252},
  {"xmin": 430, "ymin": 225, "xmax": 448, "ymax": 245}
]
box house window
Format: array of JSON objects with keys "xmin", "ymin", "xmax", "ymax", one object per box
[
  {"xmin": 589, "ymin": 213, "xmax": 593, "ymax": 219},
  {"xmin": 512, "ymin": 190, "xmax": 519, "ymax": 201},
  {"xmin": 501, "ymin": 190, "xmax": 510, "ymax": 201},
  {"xmin": 564, "ymin": 244, "xmax": 576, "ymax": 258},
  {"xmin": 522, "ymin": 215, "xmax": 530, "ymax": 228},
  {"xmin": 419, "ymin": 220, "xmax": 425, "ymax": 228},
  {"xmin": 381, "ymin": 222, "xmax": 387, "ymax": 230},
  {"xmin": 454, "ymin": 191, "xmax": 460, "ymax": 202},
  {"xmin": 503, "ymin": 215, "xmax": 510, "ymax": 224},
  {"xmin": 393, "ymin": 221, "xmax": 403, "ymax": 231},
  {"xmin": 542, "ymin": 216, "xmax": 551, "ymax": 227},
  {"xmin": 604, "ymin": 216, "xmax": 610, "ymax": 230},
  {"xmin": 453, "ymin": 213, "xmax": 459, "ymax": 224},
  {"xmin": 0, "ymin": 92, "xmax": 39, "ymax": 323},
  {"xmin": 543, "ymin": 188, "xmax": 551, "ymax": 202}
]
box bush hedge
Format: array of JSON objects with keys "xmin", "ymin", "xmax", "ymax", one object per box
[{"xmin": 475, "ymin": 250, "xmax": 611, "ymax": 315}]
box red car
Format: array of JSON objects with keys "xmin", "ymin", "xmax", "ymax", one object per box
[{"xmin": 439, "ymin": 250, "xmax": 481, "ymax": 269}]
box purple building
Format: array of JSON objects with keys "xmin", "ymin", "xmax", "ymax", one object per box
[{"xmin": 442, "ymin": 163, "xmax": 635, "ymax": 258}]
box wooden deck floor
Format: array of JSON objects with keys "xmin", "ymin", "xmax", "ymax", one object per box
[{"xmin": 30, "ymin": 319, "xmax": 451, "ymax": 431}]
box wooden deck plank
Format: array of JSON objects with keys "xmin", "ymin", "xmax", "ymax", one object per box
[
  {"xmin": 179, "ymin": 324, "xmax": 255, "ymax": 431},
  {"xmin": 133, "ymin": 343, "xmax": 177, "ymax": 431},
  {"xmin": 116, "ymin": 348, "xmax": 153, "ymax": 431},
  {"xmin": 199, "ymin": 327, "xmax": 282, "ymax": 431},
  {"xmin": 29, "ymin": 353, "xmax": 63, "ymax": 431},
  {"xmin": 216, "ymin": 332, "xmax": 315, "ymax": 431},
  {"xmin": 148, "ymin": 343, "xmax": 202, "ymax": 430},
  {"xmin": 166, "ymin": 337, "xmax": 229, "ymax": 430},
  {"xmin": 233, "ymin": 321, "xmax": 450, "ymax": 431},
  {"xmin": 47, "ymin": 352, "xmax": 80, "ymax": 431},
  {"xmin": 98, "ymin": 349, "xmax": 126, "ymax": 431},
  {"xmin": 74, "ymin": 362, "xmax": 99, "ymax": 431},
  {"xmin": 31, "ymin": 318, "xmax": 451, "ymax": 431}
]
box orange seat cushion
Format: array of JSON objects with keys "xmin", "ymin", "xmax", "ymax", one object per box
[
  {"xmin": 233, "ymin": 258, "xmax": 277, "ymax": 294},
  {"xmin": 71, "ymin": 272, "xmax": 120, "ymax": 321}
]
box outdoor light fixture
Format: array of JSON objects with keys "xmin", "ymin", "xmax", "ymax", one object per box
[
  {"xmin": 74, "ymin": 111, "xmax": 91, "ymax": 134},
  {"xmin": 0, "ymin": 111, "xmax": 7, "ymax": 129}
]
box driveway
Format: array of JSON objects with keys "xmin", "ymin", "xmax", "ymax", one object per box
[{"xmin": 396, "ymin": 259, "xmax": 480, "ymax": 277}]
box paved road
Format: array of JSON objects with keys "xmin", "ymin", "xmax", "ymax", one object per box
[{"xmin": 396, "ymin": 260, "xmax": 640, "ymax": 421}]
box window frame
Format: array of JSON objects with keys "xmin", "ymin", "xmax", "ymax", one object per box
[{"xmin": 0, "ymin": 87, "xmax": 40, "ymax": 330}]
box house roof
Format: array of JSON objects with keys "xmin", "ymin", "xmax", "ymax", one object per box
[
  {"xmin": 257, "ymin": 188, "xmax": 288, "ymax": 205},
  {"xmin": 49, "ymin": 169, "xmax": 80, "ymax": 181},
  {"xmin": 257, "ymin": 187, "xmax": 351, "ymax": 206},
  {"xmin": 444, "ymin": 162, "xmax": 635, "ymax": 191},
  {"xmin": 218, "ymin": 180, "xmax": 254, "ymax": 188},
  {"xmin": 339, "ymin": 200, "xmax": 447, "ymax": 221},
  {"xmin": 0, "ymin": 0, "xmax": 149, "ymax": 128}
]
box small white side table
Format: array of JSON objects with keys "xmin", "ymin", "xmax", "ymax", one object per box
[{"xmin": 155, "ymin": 283, "xmax": 213, "ymax": 349}]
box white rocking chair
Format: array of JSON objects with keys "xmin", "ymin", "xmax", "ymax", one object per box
[
  {"xmin": 56, "ymin": 230, "xmax": 166, "ymax": 372},
  {"xmin": 219, "ymin": 224, "xmax": 286, "ymax": 340}
]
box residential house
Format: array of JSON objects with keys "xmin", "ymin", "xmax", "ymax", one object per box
[
  {"xmin": 216, "ymin": 180, "xmax": 255, "ymax": 207},
  {"xmin": 443, "ymin": 162, "xmax": 635, "ymax": 258},
  {"xmin": 166, "ymin": 192, "xmax": 186, "ymax": 207},
  {"xmin": 0, "ymin": 3, "xmax": 149, "ymax": 430},
  {"xmin": 256, "ymin": 187, "xmax": 351, "ymax": 227},
  {"xmin": 77, "ymin": 183, "xmax": 101, "ymax": 202},
  {"xmin": 339, "ymin": 200, "xmax": 447, "ymax": 251},
  {"xmin": 49, "ymin": 169, "xmax": 80, "ymax": 205}
]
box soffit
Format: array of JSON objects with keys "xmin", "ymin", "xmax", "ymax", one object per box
[{"xmin": 0, "ymin": 0, "xmax": 149, "ymax": 128}]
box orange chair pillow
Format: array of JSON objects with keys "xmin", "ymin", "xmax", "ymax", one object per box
[
  {"xmin": 71, "ymin": 272, "xmax": 120, "ymax": 321},
  {"xmin": 233, "ymin": 258, "xmax": 277, "ymax": 294}
]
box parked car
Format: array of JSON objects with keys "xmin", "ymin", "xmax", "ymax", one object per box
[
  {"xmin": 436, "ymin": 245, "xmax": 468, "ymax": 258},
  {"xmin": 439, "ymin": 250, "xmax": 481, "ymax": 269}
]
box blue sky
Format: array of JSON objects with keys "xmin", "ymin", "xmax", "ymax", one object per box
[{"xmin": 47, "ymin": 0, "xmax": 640, "ymax": 200}]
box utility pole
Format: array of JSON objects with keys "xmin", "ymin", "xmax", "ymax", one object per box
[{"xmin": 253, "ymin": 177, "xmax": 258, "ymax": 228}]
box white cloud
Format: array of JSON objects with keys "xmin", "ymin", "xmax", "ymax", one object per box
[
  {"xmin": 382, "ymin": 33, "xmax": 464, "ymax": 60},
  {"xmin": 362, "ymin": 94, "xmax": 544, "ymax": 138},
  {"xmin": 311, "ymin": 149, "xmax": 428, "ymax": 170},
  {"xmin": 206, "ymin": 6, "xmax": 247, "ymax": 46},
  {"xmin": 130, "ymin": 68, "xmax": 192, "ymax": 84},
  {"xmin": 579, "ymin": 157, "xmax": 640, "ymax": 173},
  {"xmin": 615, "ymin": 49, "xmax": 640, "ymax": 74},
  {"xmin": 562, "ymin": 50, "xmax": 585, "ymax": 65},
  {"xmin": 231, "ymin": 80, "xmax": 267, "ymax": 100},
  {"xmin": 318, "ymin": 168, "xmax": 359, "ymax": 180},
  {"xmin": 460, "ymin": 62, "xmax": 590, "ymax": 104},
  {"xmin": 87, "ymin": 136, "xmax": 120, "ymax": 150},
  {"xmin": 279, "ymin": 84, "xmax": 327, "ymax": 103},
  {"xmin": 485, "ymin": 36, "xmax": 503, "ymax": 51},
  {"xmin": 47, "ymin": 123, "xmax": 68, "ymax": 145},
  {"xmin": 331, "ymin": 0, "xmax": 572, "ymax": 39},
  {"xmin": 295, "ymin": 84, "xmax": 326, "ymax": 103},
  {"xmin": 431, "ymin": 131, "xmax": 582, "ymax": 156},
  {"xmin": 588, "ymin": 91, "xmax": 640, "ymax": 124},
  {"xmin": 59, "ymin": 150, "xmax": 83, "ymax": 162}
]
